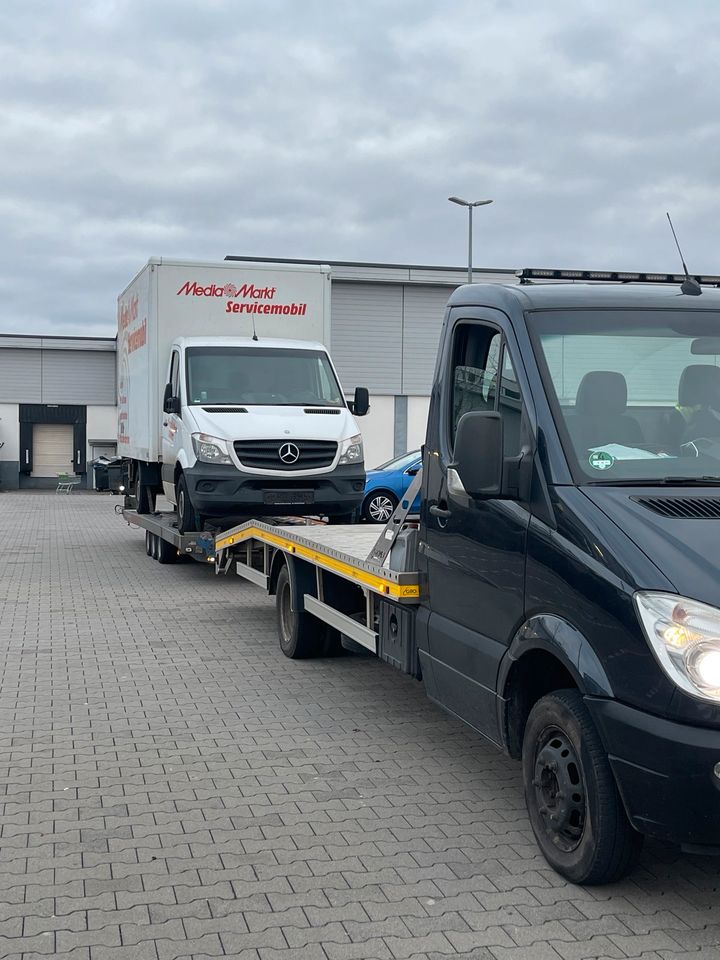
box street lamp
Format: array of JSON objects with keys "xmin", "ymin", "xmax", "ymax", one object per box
[{"xmin": 448, "ymin": 196, "xmax": 493, "ymax": 283}]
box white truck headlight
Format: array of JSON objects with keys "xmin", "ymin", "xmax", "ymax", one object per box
[
  {"xmin": 338, "ymin": 434, "xmax": 364, "ymax": 465},
  {"xmin": 635, "ymin": 591, "xmax": 720, "ymax": 702},
  {"xmin": 191, "ymin": 433, "xmax": 233, "ymax": 465}
]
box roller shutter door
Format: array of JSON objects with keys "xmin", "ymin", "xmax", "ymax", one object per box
[{"xmin": 31, "ymin": 423, "xmax": 75, "ymax": 477}]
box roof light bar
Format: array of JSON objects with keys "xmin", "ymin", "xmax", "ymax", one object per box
[{"xmin": 517, "ymin": 268, "xmax": 720, "ymax": 286}]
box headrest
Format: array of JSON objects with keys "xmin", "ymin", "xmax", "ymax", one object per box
[
  {"xmin": 575, "ymin": 371, "xmax": 628, "ymax": 417},
  {"xmin": 678, "ymin": 364, "xmax": 720, "ymax": 408}
]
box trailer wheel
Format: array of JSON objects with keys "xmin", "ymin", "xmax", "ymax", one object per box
[
  {"xmin": 275, "ymin": 565, "xmax": 322, "ymax": 659},
  {"xmin": 145, "ymin": 531, "xmax": 153, "ymax": 556},
  {"xmin": 156, "ymin": 536, "xmax": 177, "ymax": 564},
  {"xmin": 522, "ymin": 689, "xmax": 642, "ymax": 885}
]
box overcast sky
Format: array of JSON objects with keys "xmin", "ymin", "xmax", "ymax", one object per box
[{"xmin": 1, "ymin": 0, "xmax": 719, "ymax": 336}]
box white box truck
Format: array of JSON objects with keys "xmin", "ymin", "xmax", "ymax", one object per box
[{"xmin": 117, "ymin": 258, "xmax": 368, "ymax": 531}]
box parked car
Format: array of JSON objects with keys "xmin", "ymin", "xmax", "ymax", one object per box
[{"xmin": 361, "ymin": 450, "xmax": 421, "ymax": 522}]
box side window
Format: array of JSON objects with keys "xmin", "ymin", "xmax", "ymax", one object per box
[
  {"xmin": 451, "ymin": 326, "xmax": 502, "ymax": 442},
  {"xmin": 449, "ymin": 322, "xmax": 524, "ymax": 456},
  {"xmin": 170, "ymin": 351, "xmax": 180, "ymax": 397}
]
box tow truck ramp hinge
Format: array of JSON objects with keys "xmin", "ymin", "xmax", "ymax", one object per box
[{"xmin": 366, "ymin": 466, "xmax": 423, "ymax": 566}]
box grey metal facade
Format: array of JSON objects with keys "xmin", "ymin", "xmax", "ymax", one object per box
[
  {"xmin": 0, "ymin": 339, "xmax": 116, "ymax": 405},
  {"xmin": 225, "ymin": 257, "xmax": 517, "ymax": 397}
]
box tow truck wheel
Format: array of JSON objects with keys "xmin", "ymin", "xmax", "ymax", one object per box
[
  {"xmin": 522, "ymin": 689, "xmax": 643, "ymax": 885},
  {"xmin": 275, "ymin": 565, "xmax": 322, "ymax": 659}
]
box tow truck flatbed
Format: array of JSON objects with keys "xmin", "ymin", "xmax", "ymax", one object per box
[{"xmin": 215, "ymin": 520, "xmax": 420, "ymax": 603}]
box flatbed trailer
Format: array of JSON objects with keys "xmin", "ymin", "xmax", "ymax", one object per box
[
  {"xmin": 122, "ymin": 509, "xmax": 216, "ymax": 563},
  {"xmin": 122, "ymin": 471, "xmax": 423, "ymax": 673}
]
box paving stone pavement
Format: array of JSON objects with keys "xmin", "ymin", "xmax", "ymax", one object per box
[{"xmin": 0, "ymin": 492, "xmax": 718, "ymax": 960}]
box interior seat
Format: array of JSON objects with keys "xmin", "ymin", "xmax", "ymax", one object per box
[
  {"xmin": 567, "ymin": 371, "xmax": 643, "ymax": 455},
  {"xmin": 662, "ymin": 364, "xmax": 720, "ymax": 451}
]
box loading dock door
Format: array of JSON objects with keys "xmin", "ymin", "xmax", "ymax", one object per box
[{"xmin": 31, "ymin": 423, "xmax": 75, "ymax": 477}]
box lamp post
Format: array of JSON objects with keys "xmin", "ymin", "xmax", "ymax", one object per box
[{"xmin": 448, "ymin": 196, "xmax": 493, "ymax": 283}]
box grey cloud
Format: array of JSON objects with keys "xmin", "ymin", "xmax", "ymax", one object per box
[{"xmin": 0, "ymin": 0, "xmax": 719, "ymax": 334}]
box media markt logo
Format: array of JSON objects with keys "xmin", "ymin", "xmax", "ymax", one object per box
[{"xmin": 589, "ymin": 450, "xmax": 615, "ymax": 471}]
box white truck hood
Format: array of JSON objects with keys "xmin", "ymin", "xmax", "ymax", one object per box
[{"xmin": 186, "ymin": 405, "xmax": 359, "ymax": 442}]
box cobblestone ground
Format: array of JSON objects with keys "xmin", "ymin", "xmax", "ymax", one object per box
[{"xmin": 0, "ymin": 492, "xmax": 718, "ymax": 960}]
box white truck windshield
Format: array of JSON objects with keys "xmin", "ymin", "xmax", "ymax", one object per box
[
  {"xmin": 530, "ymin": 309, "xmax": 720, "ymax": 482},
  {"xmin": 186, "ymin": 347, "xmax": 345, "ymax": 407}
]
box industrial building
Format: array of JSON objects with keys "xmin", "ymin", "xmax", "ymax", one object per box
[{"xmin": 0, "ymin": 258, "xmax": 516, "ymax": 489}]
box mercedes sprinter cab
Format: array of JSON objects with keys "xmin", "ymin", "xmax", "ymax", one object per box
[
  {"xmin": 419, "ymin": 269, "xmax": 720, "ymax": 883},
  {"xmin": 162, "ymin": 337, "xmax": 368, "ymax": 531}
]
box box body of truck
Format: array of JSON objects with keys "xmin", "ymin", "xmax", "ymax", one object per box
[{"xmin": 117, "ymin": 258, "xmax": 332, "ymax": 463}]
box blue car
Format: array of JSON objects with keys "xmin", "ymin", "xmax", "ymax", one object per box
[{"xmin": 361, "ymin": 450, "xmax": 421, "ymax": 522}]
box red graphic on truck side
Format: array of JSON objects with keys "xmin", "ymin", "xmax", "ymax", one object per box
[{"xmin": 176, "ymin": 280, "xmax": 308, "ymax": 316}]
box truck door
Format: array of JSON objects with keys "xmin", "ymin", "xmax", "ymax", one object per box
[
  {"xmin": 421, "ymin": 313, "xmax": 531, "ymax": 743},
  {"xmin": 161, "ymin": 348, "xmax": 182, "ymax": 500}
]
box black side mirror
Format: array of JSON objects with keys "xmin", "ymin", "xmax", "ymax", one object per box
[
  {"xmin": 452, "ymin": 411, "xmax": 503, "ymax": 498},
  {"xmin": 350, "ymin": 386, "xmax": 370, "ymax": 417},
  {"xmin": 164, "ymin": 395, "xmax": 181, "ymax": 415}
]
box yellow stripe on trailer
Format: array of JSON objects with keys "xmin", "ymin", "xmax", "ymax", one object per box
[{"xmin": 215, "ymin": 525, "xmax": 420, "ymax": 600}]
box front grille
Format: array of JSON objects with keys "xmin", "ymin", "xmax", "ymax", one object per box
[
  {"xmin": 234, "ymin": 439, "xmax": 338, "ymax": 471},
  {"xmin": 633, "ymin": 496, "xmax": 720, "ymax": 519}
]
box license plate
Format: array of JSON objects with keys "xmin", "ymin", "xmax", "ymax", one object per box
[{"xmin": 263, "ymin": 490, "xmax": 314, "ymax": 505}]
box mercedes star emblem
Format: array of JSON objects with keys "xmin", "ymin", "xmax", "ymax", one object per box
[{"xmin": 279, "ymin": 442, "xmax": 300, "ymax": 464}]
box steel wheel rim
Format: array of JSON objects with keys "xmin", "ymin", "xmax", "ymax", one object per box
[
  {"xmin": 369, "ymin": 495, "xmax": 395, "ymax": 522},
  {"xmin": 532, "ymin": 724, "xmax": 586, "ymax": 853}
]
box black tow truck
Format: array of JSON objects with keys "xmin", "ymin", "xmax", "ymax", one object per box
[{"xmin": 125, "ymin": 267, "xmax": 720, "ymax": 884}]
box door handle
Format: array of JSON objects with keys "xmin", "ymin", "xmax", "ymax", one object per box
[{"xmin": 430, "ymin": 503, "xmax": 451, "ymax": 519}]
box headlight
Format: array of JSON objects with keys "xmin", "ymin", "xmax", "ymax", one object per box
[
  {"xmin": 338, "ymin": 433, "xmax": 364, "ymax": 465},
  {"xmin": 635, "ymin": 591, "xmax": 720, "ymax": 702},
  {"xmin": 191, "ymin": 433, "xmax": 233, "ymax": 465}
]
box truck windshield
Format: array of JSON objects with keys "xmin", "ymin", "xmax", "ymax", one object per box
[
  {"xmin": 186, "ymin": 346, "xmax": 345, "ymax": 407},
  {"xmin": 529, "ymin": 308, "xmax": 720, "ymax": 483}
]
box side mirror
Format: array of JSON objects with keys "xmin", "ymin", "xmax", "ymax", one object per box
[
  {"xmin": 406, "ymin": 466, "xmax": 419, "ymax": 477},
  {"xmin": 164, "ymin": 395, "xmax": 181, "ymax": 415},
  {"xmin": 350, "ymin": 386, "xmax": 370, "ymax": 417},
  {"xmin": 452, "ymin": 411, "xmax": 503, "ymax": 498}
]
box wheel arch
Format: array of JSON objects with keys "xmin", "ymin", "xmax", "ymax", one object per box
[{"xmin": 498, "ymin": 614, "xmax": 614, "ymax": 759}]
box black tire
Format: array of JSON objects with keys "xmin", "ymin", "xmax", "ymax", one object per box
[
  {"xmin": 150, "ymin": 532, "xmax": 160, "ymax": 561},
  {"xmin": 362, "ymin": 490, "xmax": 398, "ymax": 524},
  {"xmin": 145, "ymin": 530, "xmax": 153, "ymax": 556},
  {"xmin": 275, "ymin": 565, "xmax": 323, "ymax": 659},
  {"xmin": 136, "ymin": 481, "xmax": 155, "ymax": 515},
  {"xmin": 156, "ymin": 535, "xmax": 177, "ymax": 564},
  {"xmin": 176, "ymin": 473, "xmax": 200, "ymax": 534},
  {"xmin": 522, "ymin": 689, "xmax": 643, "ymax": 885}
]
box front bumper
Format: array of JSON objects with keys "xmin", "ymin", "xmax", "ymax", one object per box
[
  {"xmin": 587, "ymin": 697, "xmax": 720, "ymax": 849},
  {"xmin": 184, "ymin": 461, "xmax": 366, "ymax": 519}
]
